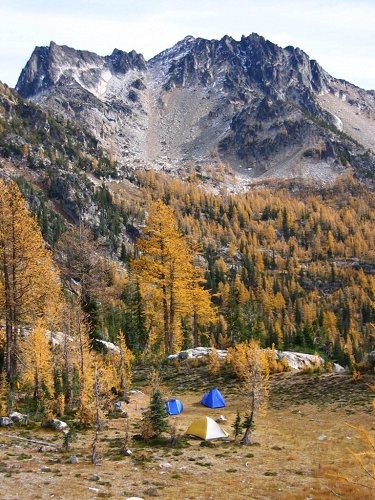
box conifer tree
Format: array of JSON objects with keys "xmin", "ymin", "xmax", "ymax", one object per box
[
  {"xmin": 149, "ymin": 388, "xmax": 169, "ymax": 437},
  {"xmin": 21, "ymin": 319, "xmax": 54, "ymax": 412},
  {"xmin": 133, "ymin": 200, "xmax": 210, "ymax": 353},
  {"xmin": 74, "ymin": 310, "xmax": 95, "ymax": 425},
  {"xmin": 208, "ymin": 347, "xmax": 221, "ymax": 374},
  {"xmin": 241, "ymin": 341, "xmax": 270, "ymax": 445},
  {"xmin": 0, "ymin": 371, "xmax": 9, "ymax": 415},
  {"xmin": 233, "ymin": 410, "xmax": 242, "ymax": 441},
  {"xmin": 0, "ymin": 180, "xmax": 61, "ymax": 380},
  {"xmin": 114, "ymin": 330, "xmax": 135, "ymax": 398}
]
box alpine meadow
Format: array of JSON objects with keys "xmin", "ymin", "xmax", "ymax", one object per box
[{"xmin": 0, "ymin": 3, "xmax": 374, "ymax": 499}]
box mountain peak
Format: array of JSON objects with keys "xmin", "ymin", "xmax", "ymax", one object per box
[{"xmin": 13, "ymin": 34, "xmax": 375, "ymax": 181}]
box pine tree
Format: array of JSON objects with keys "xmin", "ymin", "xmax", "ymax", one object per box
[
  {"xmin": 149, "ymin": 389, "xmax": 169, "ymax": 437},
  {"xmin": 233, "ymin": 410, "xmax": 242, "ymax": 441}
]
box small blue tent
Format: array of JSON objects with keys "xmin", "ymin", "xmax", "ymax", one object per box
[
  {"xmin": 166, "ymin": 399, "xmax": 184, "ymax": 415},
  {"xmin": 200, "ymin": 388, "xmax": 226, "ymax": 408}
]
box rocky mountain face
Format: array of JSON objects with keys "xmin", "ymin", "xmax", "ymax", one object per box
[{"xmin": 14, "ymin": 35, "xmax": 375, "ymax": 183}]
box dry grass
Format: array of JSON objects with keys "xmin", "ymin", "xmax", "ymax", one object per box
[{"xmin": 0, "ymin": 368, "xmax": 373, "ymax": 499}]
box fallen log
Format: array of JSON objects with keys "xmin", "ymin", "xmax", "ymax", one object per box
[{"xmin": 0, "ymin": 433, "xmax": 59, "ymax": 450}]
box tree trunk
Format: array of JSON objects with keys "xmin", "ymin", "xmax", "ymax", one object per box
[
  {"xmin": 242, "ymin": 424, "xmax": 253, "ymax": 445},
  {"xmin": 92, "ymin": 365, "xmax": 101, "ymax": 465},
  {"xmin": 169, "ymin": 266, "xmax": 175, "ymax": 353},
  {"xmin": 2, "ymin": 251, "xmax": 13, "ymax": 379},
  {"xmin": 162, "ymin": 283, "xmax": 169, "ymax": 353},
  {"xmin": 193, "ymin": 310, "xmax": 198, "ymax": 346},
  {"xmin": 10, "ymin": 210, "xmax": 18, "ymax": 379}
]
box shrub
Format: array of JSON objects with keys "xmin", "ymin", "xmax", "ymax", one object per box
[{"xmin": 208, "ymin": 348, "xmax": 221, "ymax": 375}]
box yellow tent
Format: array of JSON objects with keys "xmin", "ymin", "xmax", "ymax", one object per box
[{"xmin": 185, "ymin": 416, "xmax": 228, "ymax": 440}]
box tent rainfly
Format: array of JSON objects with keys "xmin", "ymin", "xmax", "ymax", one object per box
[
  {"xmin": 185, "ymin": 416, "xmax": 228, "ymax": 440},
  {"xmin": 166, "ymin": 399, "xmax": 184, "ymax": 415},
  {"xmin": 200, "ymin": 388, "xmax": 226, "ymax": 408}
]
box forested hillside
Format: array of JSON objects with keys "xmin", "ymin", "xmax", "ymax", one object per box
[{"xmin": 0, "ymin": 33, "xmax": 374, "ymax": 500}]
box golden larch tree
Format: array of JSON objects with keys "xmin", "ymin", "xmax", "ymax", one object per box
[
  {"xmin": 0, "ymin": 180, "xmax": 61, "ymax": 380},
  {"xmin": 133, "ymin": 200, "xmax": 212, "ymax": 353},
  {"xmin": 21, "ymin": 319, "xmax": 54, "ymax": 411}
]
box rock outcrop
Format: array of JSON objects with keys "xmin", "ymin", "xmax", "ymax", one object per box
[
  {"xmin": 15, "ymin": 35, "xmax": 375, "ymax": 183},
  {"xmin": 167, "ymin": 346, "xmax": 326, "ymax": 371}
]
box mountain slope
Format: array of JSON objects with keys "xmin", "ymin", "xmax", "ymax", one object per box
[{"xmin": 14, "ymin": 35, "xmax": 375, "ymax": 182}]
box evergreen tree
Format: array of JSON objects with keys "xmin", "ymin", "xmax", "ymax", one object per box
[
  {"xmin": 233, "ymin": 410, "xmax": 242, "ymax": 441},
  {"xmin": 149, "ymin": 388, "xmax": 169, "ymax": 437}
]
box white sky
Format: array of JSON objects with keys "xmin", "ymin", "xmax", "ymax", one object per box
[{"xmin": 0, "ymin": 0, "xmax": 374, "ymax": 90}]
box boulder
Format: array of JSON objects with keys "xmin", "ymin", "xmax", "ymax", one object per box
[
  {"xmin": 168, "ymin": 347, "xmax": 227, "ymax": 361},
  {"xmin": 9, "ymin": 411, "xmax": 28, "ymax": 424},
  {"xmin": 96, "ymin": 339, "xmax": 120, "ymax": 353},
  {"xmin": 0, "ymin": 416, "xmax": 13, "ymax": 427},
  {"xmin": 51, "ymin": 419, "xmax": 68, "ymax": 431},
  {"xmin": 159, "ymin": 462, "xmax": 172, "ymax": 469},
  {"xmin": 275, "ymin": 351, "xmax": 324, "ymax": 370},
  {"xmin": 333, "ymin": 363, "xmax": 346, "ymax": 373},
  {"xmin": 69, "ymin": 456, "xmax": 78, "ymax": 464}
]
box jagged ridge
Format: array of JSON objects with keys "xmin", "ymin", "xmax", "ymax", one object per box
[{"xmin": 14, "ymin": 34, "xmax": 375, "ymax": 183}]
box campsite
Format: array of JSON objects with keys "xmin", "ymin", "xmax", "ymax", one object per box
[{"xmin": 0, "ymin": 360, "xmax": 373, "ymax": 500}]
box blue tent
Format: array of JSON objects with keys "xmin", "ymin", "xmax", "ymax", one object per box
[
  {"xmin": 200, "ymin": 388, "xmax": 226, "ymax": 408},
  {"xmin": 166, "ymin": 399, "xmax": 184, "ymax": 415}
]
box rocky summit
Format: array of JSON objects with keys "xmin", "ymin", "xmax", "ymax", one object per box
[{"xmin": 16, "ymin": 34, "xmax": 375, "ymax": 183}]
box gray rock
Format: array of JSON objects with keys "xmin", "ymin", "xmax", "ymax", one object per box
[
  {"xmin": 88, "ymin": 487, "xmax": 100, "ymax": 493},
  {"xmin": 168, "ymin": 347, "xmax": 227, "ymax": 361},
  {"xmin": 9, "ymin": 411, "xmax": 28, "ymax": 424},
  {"xmin": 89, "ymin": 474, "xmax": 100, "ymax": 481},
  {"xmin": 275, "ymin": 351, "xmax": 324, "ymax": 370},
  {"xmin": 0, "ymin": 417, "xmax": 13, "ymax": 427},
  {"xmin": 41, "ymin": 466, "xmax": 51, "ymax": 472},
  {"xmin": 318, "ymin": 434, "xmax": 327, "ymax": 441},
  {"xmin": 168, "ymin": 346, "xmax": 325, "ymax": 371},
  {"xmin": 143, "ymin": 487, "xmax": 160, "ymax": 497},
  {"xmin": 333, "ymin": 363, "xmax": 346, "ymax": 373},
  {"xmin": 159, "ymin": 462, "xmax": 172, "ymax": 469},
  {"xmin": 69, "ymin": 456, "xmax": 78, "ymax": 464},
  {"xmin": 51, "ymin": 419, "xmax": 68, "ymax": 431},
  {"xmin": 96, "ymin": 339, "xmax": 120, "ymax": 353}
]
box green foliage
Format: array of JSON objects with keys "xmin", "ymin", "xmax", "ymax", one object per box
[
  {"xmin": 233, "ymin": 410, "xmax": 242, "ymax": 440},
  {"xmin": 149, "ymin": 389, "xmax": 169, "ymax": 437},
  {"xmin": 15, "ymin": 177, "xmax": 67, "ymax": 244}
]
